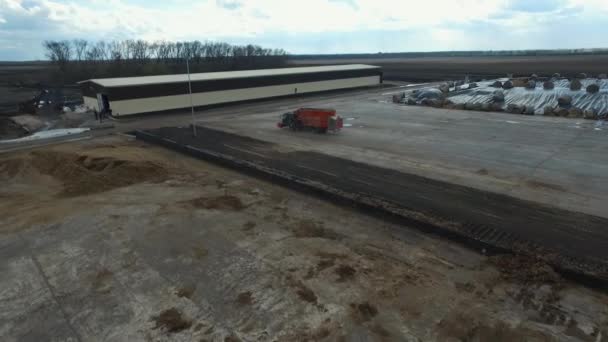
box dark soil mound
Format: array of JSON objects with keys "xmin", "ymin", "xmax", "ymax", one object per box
[{"xmin": 152, "ymin": 308, "xmax": 192, "ymax": 333}]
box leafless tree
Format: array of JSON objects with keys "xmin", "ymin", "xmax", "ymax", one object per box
[
  {"xmin": 156, "ymin": 41, "xmax": 172, "ymax": 62},
  {"xmin": 174, "ymin": 42, "xmax": 183, "ymax": 60},
  {"xmin": 72, "ymin": 39, "xmax": 88, "ymax": 61},
  {"xmin": 42, "ymin": 38, "xmax": 288, "ymax": 81},
  {"xmin": 43, "ymin": 40, "xmax": 72, "ymax": 69},
  {"xmin": 131, "ymin": 40, "xmax": 149, "ymax": 61},
  {"xmin": 109, "ymin": 40, "xmax": 123, "ymax": 61},
  {"xmin": 149, "ymin": 41, "xmax": 160, "ymax": 61}
]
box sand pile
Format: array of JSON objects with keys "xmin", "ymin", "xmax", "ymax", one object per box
[
  {"xmin": 0, "ymin": 158, "xmax": 28, "ymax": 179},
  {"xmin": 1, "ymin": 151, "xmax": 168, "ymax": 197}
]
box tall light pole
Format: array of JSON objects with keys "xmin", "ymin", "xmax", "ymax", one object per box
[{"xmin": 186, "ymin": 57, "xmax": 197, "ymax": 136}]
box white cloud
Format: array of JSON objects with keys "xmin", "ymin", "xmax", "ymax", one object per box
[
  {"xmin": 0, "ymin": 0, "xmax": 512, "ymax": 39},
  {"xmin": 569, "ymin": 0, "xmax": 608, "ymax": 12},
  {"xmin": 0, "ymin": 0, "xmax": 607, "ymax": 59}
]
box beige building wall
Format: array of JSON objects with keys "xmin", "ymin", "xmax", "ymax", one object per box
[{"xmin": 108, "ymin": 76, "xmax": 380, "ymax": 116}]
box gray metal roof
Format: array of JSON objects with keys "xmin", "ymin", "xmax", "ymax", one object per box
[{"xmin": 79, "ymin": 64, "xmax": 381, "ymax": 88}]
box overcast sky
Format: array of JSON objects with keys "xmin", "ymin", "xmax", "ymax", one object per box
[{"xmin": 1, "ymin": 0, "xmax": 607, "ymax": 60}]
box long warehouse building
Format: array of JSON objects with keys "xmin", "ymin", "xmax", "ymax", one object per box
[{"xmin": 78, "ymin": 64, "xmax": 382, "ymax": 116}]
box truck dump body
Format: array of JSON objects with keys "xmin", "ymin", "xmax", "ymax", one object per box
[
  {"xmin": 278, "ymin": 107, "xmax": 343, "ymax": 133},
  {"xmin": 295, "ymin": 108, "xmax": 336, "ymax": 129}
]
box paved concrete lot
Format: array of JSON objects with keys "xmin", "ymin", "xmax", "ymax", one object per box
[
  {"xmin": 1, "ymin": 136, "xmax": 607, "ymax": 341},
  {"xmin": 195, "ymin": 89, "xmax": 608, "ymax": 218}
]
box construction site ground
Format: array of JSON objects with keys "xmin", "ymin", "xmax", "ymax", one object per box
[
  {"xmin": 1, "ymin": 85, "xmax": 608, "ymax": 341},
  {"xmin": 2, "ymin": 135, "xmax": 608, "ymax": 341}
]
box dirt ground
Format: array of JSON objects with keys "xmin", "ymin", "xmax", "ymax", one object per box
[
  {"xmin": 291, "ymin": 55, "xmax": 608, "ymax": 81},
  {"xmin": 0, "ymin": 62, "xmax": 51, "ymax": 114},
  {"xmin": 1, "ymin": 135, "xmax": 607, "ymax": 341},
  {"xmin": 0, "ymin": 116, "xmax": 28, "ymax": 139}
]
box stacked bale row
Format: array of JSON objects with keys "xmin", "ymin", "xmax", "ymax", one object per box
[
  {"xmin": 543, "ymin": 94, "xmax": 598, "ymax": 119},
  {"xmin": 398, "ymin": 82, "xmax": 454, "ymax": 107},
  {"xmin": 394, "ymin": 73, "xmax": 605, "ymax": 119},
  {"xmin": 488, "ymin": 73, "xmax": 604, "ymax": 119},
  {"xmin": 542, "ymin": 74, "xmax": 604, "ymax": 119}
]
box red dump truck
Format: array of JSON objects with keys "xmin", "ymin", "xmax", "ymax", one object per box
[{"xmin": 277, "ymin": 108, "xmax": 343, "ymax": 133}]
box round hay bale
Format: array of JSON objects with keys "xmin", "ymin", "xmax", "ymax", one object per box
[
  {"xmin": 554, "ymin": 108, "xmax": 569, "ymax": 117},
  {"xmin": 491, "ymin": 103, "xmax": 504, "ymax": 112},
  {"xmin": 598, "ymin": 74, "xmax": 607, "ymax": 80},
  {"xmin": 552, "ymin": 73, "xmax": 561, "ymax": 78},
  {"xmin": 492, "ymin": 81, "xmax": 503, "ymax": 88},
  {"xmin": 502, "ymin": 81, "xmax": 514, "ymax": 89},
  {"xmin": 524, "ymin": 106, "xmax": 535, "ymax": 115},
  {"xmin": 568, "ymin": 107, "xmax": 583, "ymax": 118},
  {"xmin": 431, "ymin": 99, "xmax": 444, "ymax": 108},
  {"xmin": 422, "ymin": 98, "xmax": 443, "ymax": 107},
  {"xmin": 587, "ymin": 84, "xmax": 600, "ymax": 94},
  {"xmin": 543, "ymin": 81, "xmax": 555, "ymax": 90},
  {"xmin": 570, "ymin": 79, "xmax": 582, "ymax": 91},
  {"xmin": 415, "ymin": 88, "xmax": 443, "ymax": 100},
  {"xmin": 544, "ymin": 106, "xmax": 554, "ymax": 116},
  {"xmin": 512, "ymin": 79, "xmax": 527, "ymax": 87},
  {"xmin": 577, "ymin": 73, "xmax": 588, "ymax": 79},
  {"xmin": 525, "ymin": 80, "xmax": 536, "ymax": 89},
  {"xmin": 506, "ymin": 104, "xmax": 524, "ymax": 114},
  {"xmin": 557, "ymin": 95, "xmax": 572, "ymax": 107},
  {"xmin": 465, "ymin": 102, "xmax": 482, "ymax": 111},
  {"xmin": 583, "ymin": 109, "xmax": 597, "ymax": 120},
  {"xmin": 492, "ymin": 90, "xmax": 505, "ymax": 102}
]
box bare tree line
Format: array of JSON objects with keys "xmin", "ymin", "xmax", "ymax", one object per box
[
  {"xmin": 44, "ymin": 39, "xmax": 287, "ymax": 67},
  {"xmin": 41, "ymin": 39, "xmax": 289, "ymax": 83}
]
